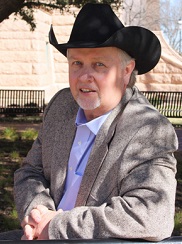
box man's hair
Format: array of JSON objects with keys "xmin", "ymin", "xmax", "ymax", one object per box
[{"xmin": 119, "ymin": 49, "xmax": 138, "ymax": 87}]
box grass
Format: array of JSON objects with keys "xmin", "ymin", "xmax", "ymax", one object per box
[
  {"xmin": 172, "ymin": 148, "xmax": 182, "ymax": 236},
  {"xmin": 1, "ymin": 128, "xmax": 19, "ymax": 141},
  {"xmin": 174, "ymin": 210, "xmax": 182, "ymax": 235},
  {"xmin": 0, "ymin": 127, "xmax": 37, "ymax": 232},
  {"xmin": 0, "ymin": 124, "xmax": 182, "ymax": 236},
  {"xmin": 21, "ymin": 128, "xmax": 38, "ymax": 141}
]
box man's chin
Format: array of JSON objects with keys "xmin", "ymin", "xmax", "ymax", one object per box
[{"xmin": 77, "ymin": 99, "xmax": 100, "ymax": 111}]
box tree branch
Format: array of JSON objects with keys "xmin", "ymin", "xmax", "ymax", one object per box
[{"xmin": 0, "ymin": 0, "xmax": 25, "ymax": 22}]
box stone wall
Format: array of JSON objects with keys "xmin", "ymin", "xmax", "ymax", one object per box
[
  {"xmin": 0, "ymin": 10, "xmax": 56, "ymax": 103},
  {"xmin": 0, "ymin": 8, "xmax": 182, "ymax": 103},
  {"xmin": 0, "ymin": 11, "xmax": 52, "ymax": 85},
  {"xmin": 137, "ymin": 31, "xmax": 182, "ymax": 91}
]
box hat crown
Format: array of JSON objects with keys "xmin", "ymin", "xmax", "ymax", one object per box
[{"xmin": 68, "ymin": 3, "xmax": 124, "ymax": 44}]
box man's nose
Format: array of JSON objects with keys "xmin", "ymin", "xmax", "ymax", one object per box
[{"xmin": 79, "ymin": 66, "xmax": 94, "ymax": 82}]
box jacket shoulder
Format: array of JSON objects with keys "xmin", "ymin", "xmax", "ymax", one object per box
[{"xmin": 44, "ymin": 88, "xmax": 78, "ymax": 119}]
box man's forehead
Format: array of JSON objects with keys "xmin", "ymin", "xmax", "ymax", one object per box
[{"xmin": 67, "ymin": 47, "xmax": 119, "ymax": 59}]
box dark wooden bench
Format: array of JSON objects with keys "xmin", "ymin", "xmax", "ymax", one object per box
[
  {"xmin": 0, "ymin": 89, "xmax": 45, "ymax": 116},
  {"xmin": 141, "ymin": 91, "xmax": 182, "ymax": 118}
]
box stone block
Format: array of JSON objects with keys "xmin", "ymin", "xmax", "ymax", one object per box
[
  {"xmin": 0, "ymin": 51, "xmax": 45, "ymax": 63},
  {"xmin": 55, "ymin": 72, "xmax": 69, "ymax": 84},
  {"xmin": 0, "ymin": 74, "xmax": 35, "ymax": 87},
  {"xmin": 1, "ymin": 17, "xmax": 29, "ymax": 32},
  {"xmin": 0, "ymin": 39, "xmax": 32, "ymax": 51},
  {"xmin": 136, "ymin": 83, "xmax": 182, "ymax": 92},
  {"xmin": 138, "ymin": 73, "xmax": 172, "ymax": 84},
  {"xmin": 153, "ymin": 62, "xmax": 166, "ymax": 73},
  {"xmin": 31, "ymin": 40, "xmax": 46, "ymax": 51},
  {"xmin": 171, "ymin": 74, "xmax": 182, "ymax": 84},
  {"xmin": 55, "ymin": 62, "xmax": 68, "ymax": 73},
  {"xmin": 53, "ymin": 52, "xmax": 65, "ymax": 62},
  {"xmin": 0, "ymin": 63, "xmax": 32, "ymax": 75},
  {"xmin": 32, "ymin": 63, "xmax": 48, "ymax": 75},
  {"xmin": 165, "ymin": 65, "xmax": 182, "ymax": 74}
]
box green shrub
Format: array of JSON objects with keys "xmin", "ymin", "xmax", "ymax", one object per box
[
  {"xmin": 2, "ymin": 128, "xmax": 19, "ymax": 141},
  {"xmin": 174, "ymin": 210, "xmax": 182, "ymax": 235},
  {"xmin": 10, "ymin": 151, "xmax": 20, "ymax": 161},
  {"xmin": 21, "ymin": 128, "xmax": 38, "ymax": 141}
]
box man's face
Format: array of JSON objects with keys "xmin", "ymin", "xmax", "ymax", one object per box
[{"xmin": 68, "ymin": 47, "xmax": 134, "ymax": 121}]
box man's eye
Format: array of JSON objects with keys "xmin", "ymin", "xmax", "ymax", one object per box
[
  {"xmin": 73, "ymin": 61, "xmax": 82, "ymax": 65},
  {"xmin": 96, "ymin": 62, "xmax": 104, "ymax": 67}
]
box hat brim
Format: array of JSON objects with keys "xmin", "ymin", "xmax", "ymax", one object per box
[{"xmin": 49, "ymin": 25, "xmax": 161, "ymax": 75}]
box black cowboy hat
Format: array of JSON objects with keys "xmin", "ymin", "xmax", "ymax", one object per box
[{"xmin": 49, "ymin": 3, "xmax": 161, "ymax": 75}]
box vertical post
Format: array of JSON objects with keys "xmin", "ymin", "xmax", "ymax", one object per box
[
  {"xmin": 178, "ymin": 18, "xmax": 182, "ymax": 54},
  {"xmin": 145, "ymin": 0, "xmax": 160, "ymax": 31}
]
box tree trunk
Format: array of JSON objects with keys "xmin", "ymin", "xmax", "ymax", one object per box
[{"xmin": 0, "ymin": 0, "xmax": 25, "ymax": 23}]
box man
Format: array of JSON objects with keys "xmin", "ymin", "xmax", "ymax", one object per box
[{"xmin": 13, "ymin": 3, "xmax": 178, "ymax": 241}]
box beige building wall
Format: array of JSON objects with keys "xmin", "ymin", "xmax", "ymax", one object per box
[
  {"xmin": 137, "ymin": 31, "xmax": 182, "ymax": 91},
  {"xmin": 0, "ymin": 10, "xmax": 56, "ymax": 103},
  {"xmin": 0, "ymin": 7, "xmax": 182, "ymax": 103}
]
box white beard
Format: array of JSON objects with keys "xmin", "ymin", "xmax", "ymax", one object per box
[{"xmin": 76, "ymin": 96, "xmax": 101, "ymax": 111}]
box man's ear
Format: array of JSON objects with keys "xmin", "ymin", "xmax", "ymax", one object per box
[
  {"xmin": 123, "ymin": 60, "xmax": 136, "ymax": 86},
  {"xmin": 124, "ymin": 60, "xmax": 135, "ymax": 77}
]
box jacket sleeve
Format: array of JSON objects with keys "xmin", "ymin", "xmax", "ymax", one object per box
[
  {"xmin": 14, "ymin": 88, "xmax": 75, "ymax": 221},
  {"xmin": 14, "ymin": 113, "xmax": 56, "ymax": 222},
  {"xmin": 48, "ymin": 117, "xmax": 178, "ymax": 242}
]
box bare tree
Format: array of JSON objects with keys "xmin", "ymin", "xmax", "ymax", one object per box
[
  {"xmin": 160, "ymin": 0, "xmax": 182, "ymax": 54},
  {"xmin": 121, "ymin": 0, "xmax": 182, "ymax": 55},
  {"xmin": 117, "ymin": 0, "xmax": 160, "ymax": 31}
]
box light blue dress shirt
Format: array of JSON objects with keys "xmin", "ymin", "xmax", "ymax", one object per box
[{"xmin": 57, "ymin": 108, "xmax": 111, "ymax": 211}]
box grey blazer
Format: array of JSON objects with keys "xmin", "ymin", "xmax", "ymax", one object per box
[{"xmin": 14, "ymin": 87, "xmax": 178, "ymax": 241}]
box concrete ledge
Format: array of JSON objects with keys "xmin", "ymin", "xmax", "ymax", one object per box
[{"xmin": 0, "ymin": 230, "xmax": 181, "ymax": 243}]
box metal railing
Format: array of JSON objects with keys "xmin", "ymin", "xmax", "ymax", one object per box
[
  {"xmin": 0, "ymin": 89, "xmax": 45, "ymax": 116},
  {"xmin": 142, "ymin": 91, "xmax": 182, "ymax": 118}
]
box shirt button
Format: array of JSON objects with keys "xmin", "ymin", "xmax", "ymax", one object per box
[
  {"xmin": 78, "ymin": 141, "xmax": 82, "ymax": 145},
  {"xmin": 69, "ymin": 167, "xmax": 73, "ymax": 171}
]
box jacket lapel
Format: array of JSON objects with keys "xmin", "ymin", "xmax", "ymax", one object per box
[
  {"xmin": 75, "ymin": 88, "xmax": 134, "ymax": 206},
  {"xmin": 52, "ymin": 115, "xmax": 77, "ymax": 206}
]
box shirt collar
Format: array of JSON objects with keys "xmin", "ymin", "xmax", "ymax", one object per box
[{"xmin": 76, "ymin": 108, "xmax": 111, "ymax": 135}]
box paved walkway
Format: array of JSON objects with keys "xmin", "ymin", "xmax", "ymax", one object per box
[{"xmin": 0, "ymin": 122, "xmax": 41, "ymax": 132}]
